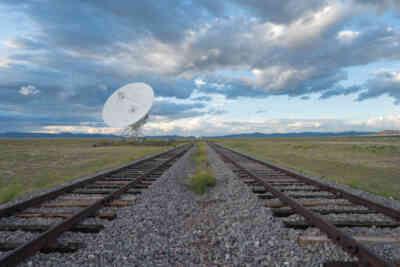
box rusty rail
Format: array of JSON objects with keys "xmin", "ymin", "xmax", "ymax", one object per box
[
  {"xmin": 0, "ymin": 143, "xmax": 193, "ymax": 267},
  {"xmin": 209, "ymin": 142, "xmax": 396, "ymax": 267}
]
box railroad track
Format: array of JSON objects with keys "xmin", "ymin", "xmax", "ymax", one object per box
[
  {"xmin": 0, "ymin": 143, "xmax": 193, "ymax": 267},
  {"xmin": 209, "ymin": 142, "xmax": 400, "ymax": 267}
]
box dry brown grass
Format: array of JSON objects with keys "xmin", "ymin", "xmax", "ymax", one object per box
[
  {"xmin": 0, "ymin": 139, "xmax": 170, "ymax": 204},
  {"xmin": 216, "ymin": 137, "xmax": 400, "ymax": 199}
]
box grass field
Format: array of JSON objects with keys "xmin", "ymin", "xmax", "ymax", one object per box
[
  {"xmin": 0, "ymin": 139, "xmax": 172, "ymax": 204},
  {"xmin": 216, "ymin": 137, "xmax": 400, "ymax": 200}
]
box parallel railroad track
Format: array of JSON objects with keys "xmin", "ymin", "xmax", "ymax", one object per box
[
  {"xmin": 0, "ymin": 143, "xmax": 193, "ymax": 266},
  {"xmin": 209, "ymin": 142, "xmax": 400, "ymax": 267}
]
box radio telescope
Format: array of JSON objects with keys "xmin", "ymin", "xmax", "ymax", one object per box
[{"xmin": 102, "ymin": 83, "xmax": 154, "ymax": 138}]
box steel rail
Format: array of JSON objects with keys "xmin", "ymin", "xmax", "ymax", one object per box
[
  {"xmin": 210, "ymin": 142, "xmax": 395, "ymax": 267},
  {"xmin": 0, "ymin": 144, "xmax": 189, "ymax": 218},
  {"xmin": 211, "ymin": 143, "xmax": 400, "ymax": 222},
  {"xmin": 0, "ymin": 143, "xmax": 193, "ymax": 267}
]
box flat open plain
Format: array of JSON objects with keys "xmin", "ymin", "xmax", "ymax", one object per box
[
  {"xmin": 0, "ymin": 139, "xmax": 172, "ymax": 204},
  {"xmin": 216, "ymin": 137, "xmax": 400, "ymax": 200}
]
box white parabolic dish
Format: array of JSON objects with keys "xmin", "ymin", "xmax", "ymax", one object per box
[{"xmin": 102, "ymin": 83, "xmax": 154, "ymax": 129}]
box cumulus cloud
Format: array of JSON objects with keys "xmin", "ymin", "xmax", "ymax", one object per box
[
  {"xmin": 2, "ymin": 0, "xmax": 400, "ymax": 101},
  {"xmin": 140, "ymin": 115, "xmax": 400, "ymax": 137},
  {"xmin": 35, "ymin": 125, "xmax": 121, "ymax": 134},
  {"xmin": 195, "ymin": 79, "xmax": 206, "ymax": 87},
  {"xmin": 19, "ymin": 85, "xmax": 40, "ymax": 96},
  {"xmin": 1, "ymin": 1, "xmax": 400, "ymax": 134},
  {"xmin": 337, "ymin": 30, "xmax": 360, "ymax": 44},
  {"xmin": 359, "ymin": 114, "xmax": 400, "ymax": 130}
]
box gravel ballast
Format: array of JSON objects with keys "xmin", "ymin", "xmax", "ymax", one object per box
[{"xmin": 5, "ymin": 143, "xmax": 399, "ymax": 266}]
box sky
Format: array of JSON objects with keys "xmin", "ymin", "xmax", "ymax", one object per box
[{"xmin": 1, "ymin": 0, "xmax": 400, "ymax": 136}]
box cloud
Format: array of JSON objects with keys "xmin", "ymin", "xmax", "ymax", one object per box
[
  {"xmin": 320, "ymin": 70, "xmax": 400, "ymax": 104},
  {"xmin": 151, "ymin": 100, "xmax": 206, "ymax": 118},
  {"xmin": 139, "ymin": 115, "xmax": 400, "ymax": 136},
  {"xmin": 2, "ymin": 0, "xmax": 400, "ymax": 102},
  {"xmin": 1, "ymin": 1, "xmax": 400, "ymax": 134},
  {"xmin": 351, "ymin": 0, "xmax": 400, "ymax": 12},
  {"xmin": 35, "ymin": 125, "xmax": 120, "ymax": 134},
  {"xmin": 195, "ymin": 79, "xmax": 206, "ymax": 87},
  {"xmin": 337, "ymin": 30, "xmax": 360, "ymax": 44},
  {"xmin": 357, "ymin": 71, "xmax": 400, "ymax": 104},
  {"xmin": 319, "ymin": 85, "xmax": 363, "ymax": 99},
  {"xmin": 18, "ymin": 85, "xmax": 40, "ymax": 96},
  {"xmin": 358, "ymin": 114, "xmax": 400, "ymax": 130},
  {"xmin": 191, "ymin": 96, "xmax": 212, "ymax": 102},
  {"xmin": 229, "ymin": 0, "xmax": 327, "ymax": 24}
]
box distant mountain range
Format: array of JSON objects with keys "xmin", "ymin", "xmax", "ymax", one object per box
[
  {"xmin": 0, "ymin": 131, "xmax": 378, "ymax": 139},
  {"xmin": 210, "ymin": 131, "xmax": 376, "ymax": 138},
  {"xmin": 376, "ymin": 130, "xmax": 400, "ymax": 136}
]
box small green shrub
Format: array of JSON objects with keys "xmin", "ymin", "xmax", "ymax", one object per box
[
  {"xmin": 188, "ymin": 171, "xmax": 216, "ymax": 195},
  {"xmin": 188, "ymin": 142, "xmax": 216, "ymax": 195}
]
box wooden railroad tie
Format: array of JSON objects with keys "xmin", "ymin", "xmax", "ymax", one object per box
[
  {"xmin": 323, "ymin": 260, "xmax": 400, "ymax": 267},
  {"xmin": 96, "ymin": 181, "xmax": 130, "ymax": 185},
  {"xmin": 265, "ymin": 201, "xmax": 353, "ymax": 209},
  {"xmin": 284, "ymin": 220, "xmax": 400, "ymax": 230},
  {"xmin": 272, "ymin": 208, "xmax": 377, "ymax": 217},
  {"xmin": 299, "ymin": 235, "xmax": 400, "ymax": 246},
  {"xmin": 15, "ymin": 212, "xmax": 116, "ymax": 220},
  {"xmin": 0, "ymin": 224, "xmax": 104, "ymax": 233},
  {"xmin": 85, "ymin": 185, "xmax": 121, "ymax": 189},
  {"xmin": 104, "ymin": 177, "xmax": 134, "ymax": 181},
  {"xmin": 267, "ymin": 183, "xmax": 309, "ymax": 187},
  {"xmin": 266, "ymin": 180, "xmax": 304, "ymax": 184},
  {"xmin": 72, "ymin": 189, "xmax": 142, "ymax": 195},
  {"xmin": 58, "ymin": 196, "xmax": 104, "ymax": 201},
  {"xmin": 258, "ymin": 194, "xmax": 335, "ymax": 200},
  {"xmin": 43, "ymin": 200, "xmax": 135, "ymax": 208},
  {"xmin": 0, "ymin": 241, "xmax": 85, "ymax": 253},
  {"xmin": 278, "ymin": 188, "xmax": 322, "ymax": 192}
]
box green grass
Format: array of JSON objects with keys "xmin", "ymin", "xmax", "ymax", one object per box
[
  {"xmin": 215, "ymin": 137, "xmax": 400, "ymax": 199},
  {"xmin": 0, "ymin": 184, "xmax": 23, "ymax": 204},
  {"xmin": 0, "ymin": 138, "xmax": 172, "ymax": 204},
  {"xmin": 188, "ymin": 142, "xmax": 216, "ymax": 195}
]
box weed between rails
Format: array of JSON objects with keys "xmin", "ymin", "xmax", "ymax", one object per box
[{"xmin": 188, "ymin": 142, "xmax": 216, "ymax": 195}]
